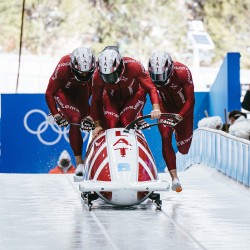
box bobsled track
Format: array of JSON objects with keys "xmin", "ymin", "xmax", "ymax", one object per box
[{"xmin": 1, "ymin": 165, "xmax": 250, "ymax": 250}]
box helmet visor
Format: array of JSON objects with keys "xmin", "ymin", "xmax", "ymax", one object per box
[
  {"xmin": 149, "ymin": 71, "xmax": 167, "ymax": 83},
  {"xmin": 72, "ymin": 67, "xmax": 94, "ymax": 82},
  {"xmin": 149, "ymin": 66, "xmax": 172, "ymax": 87},
  {"xmin": 100, "ymin": 71, "xmax": 120, "ymax": 84},
  {"xmin": 99, "ymin": 59, "xmax": 124, "ymax": 84}
]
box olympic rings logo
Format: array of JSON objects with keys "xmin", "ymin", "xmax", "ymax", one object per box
[{"xmin": 23, "ymin": 109, "xmax": 89, "ymax": 146}]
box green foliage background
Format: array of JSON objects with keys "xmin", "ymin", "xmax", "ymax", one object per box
[{"xmin": 1, "ymin": 0, "xmax": 250, "ymax": 67}]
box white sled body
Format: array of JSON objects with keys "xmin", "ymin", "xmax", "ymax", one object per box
[{"xmin": 79, "ymin": 128, "xmax": 170, "ymax": 206}]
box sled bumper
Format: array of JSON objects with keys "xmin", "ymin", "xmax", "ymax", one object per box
[{"xmin": 79, "ymin": 180, "xmax": 170, "ymax": 193}]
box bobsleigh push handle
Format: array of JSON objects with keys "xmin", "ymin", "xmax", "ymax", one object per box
[{"xmin": 123, "ymin": 113, "xmax": 179, "ymax": 133}]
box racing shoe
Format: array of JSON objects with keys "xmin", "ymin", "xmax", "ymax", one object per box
[
  {"xmin": 74, "ymin": 163, "xmax": 85, "ymax": 182},
  {"xmin": 172, "ymin": 178, "xmax": 182, "ymax": 193}
]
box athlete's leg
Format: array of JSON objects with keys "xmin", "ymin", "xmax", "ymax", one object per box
[
  {"xmin": 103, "ymin": 91, "xmax": 121, "ymax": 128},
  {"xmin": 55, "ymin": 89, "xmax": 88, "ymax": 166},
  {"xmin": 175, "ymin": 113, "xmax": 194, "ymax": 155},
  {"xmin": 158, "ymin": 124, "xmax": 176, "ymax": 176},
  {"xmin": 120, "ymin": 87, "xmax": 146, "ymax": 126},
  {"xmin": 158, "ymin": 106, "xmax": 182, "ymax": 192}
]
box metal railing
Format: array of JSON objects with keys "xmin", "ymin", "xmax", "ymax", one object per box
[{"xmin": 176, "ymin": 128, "xmax": 250, "ymax": 186}]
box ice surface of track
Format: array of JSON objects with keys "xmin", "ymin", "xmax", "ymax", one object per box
[{"xmin": 1, "ymin": 164, "xmax": 250, "ymax": 250}]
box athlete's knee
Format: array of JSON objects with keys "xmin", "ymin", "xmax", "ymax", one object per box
[
  {"xmin": 177, "ymin": 135, "xmax": 193, "ymax": 154},
  {"xmin": 178, "ymin": 145, "xmax": 191, "ymax": 155},
  {"xmin": 159, "ymin": 124, "xmax": 172, "ymax": 136},
  {"xmin": 179, "ymin": 149, "xmax": 189, "ymax": 155}
]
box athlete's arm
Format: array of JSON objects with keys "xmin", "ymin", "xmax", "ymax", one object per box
[
  {"xmin": 90, "ymin": 83, "xmax": 104, "ymax": 121},
  {"xmin": 45, "ymin": 76, "xmax": 61, "ymax": 116}
]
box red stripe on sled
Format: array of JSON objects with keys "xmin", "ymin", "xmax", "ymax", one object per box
[
  {"xmin": 138, "ymin": 148, "xmax": 157, "ymax": 180},
  {"xmin": 87, "ymin": 135, "xmax": 106, "ymax": 166},
  {"xmin": 90, "ymin": 147, "xmax": 108, "ymax": 180},
  {"xmin": 137, "ymin": 136, "xmax": 155, "ymax": 163},
  {"xmin": 97, "ymin": 162, "xmax": 111, "ymax": 181},
  {"xmin": 138, "ymin": 162, "xmax": 151, "ymax": 181}
]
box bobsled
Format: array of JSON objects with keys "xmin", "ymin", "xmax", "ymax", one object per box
[{"xmin": 79, "ymin": 113, "xmax": 179, "ymax": 210}]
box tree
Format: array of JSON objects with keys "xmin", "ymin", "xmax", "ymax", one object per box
[{"xmin": 1, "ymin": 0, "xmax": 250, "ymax": 67}]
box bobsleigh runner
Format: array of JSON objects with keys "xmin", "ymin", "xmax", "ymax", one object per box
[{"xmin": 77, "ymin": 113, "xmax": 179, "ymax": 211}]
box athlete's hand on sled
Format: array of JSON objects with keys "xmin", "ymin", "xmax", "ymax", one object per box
[
  {"xmin": 81, "ymin": 116, "xmax": 95, "ymax": 132},
  {"xmin": 54, "ymin": 114, "xmax": 69, "ymax": 127},
  {"xmin": 135, "ymin": 120, "xmax": 150, "ymax": 130},
  {"xmin": 150, "ymin": 104, "xmax": 161, "ymax": 119},
  {"xmin": 93, "ymin": 126, "xmax": 104, "ymax": 138},
  {"xmin": 92, "ymin": 120, "xmax": 104, "ymax": 138}
]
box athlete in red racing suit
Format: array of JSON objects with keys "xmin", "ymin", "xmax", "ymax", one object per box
[
  {"xmin": 148, "ymin": 51, "xmax": 195, "ymax": 192},
  {"xmin": 91, "ymin": 46, "xmax": 161, "ymax": 137},
  {"xmin": 45, "ymin": 47, "xmax": 95, "ymax": 175}
]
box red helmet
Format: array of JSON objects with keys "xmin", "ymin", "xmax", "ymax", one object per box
[
  {"xmin": 148, "ymin": 51, "xmax": 173, "ymax": 86},
  {"xmin": 70, "ymin": 47, "xmax": 95, "ymax": 82},
  {"xmin": 98, "ymin": 46, "xmax": 124, "ymax": 84}
]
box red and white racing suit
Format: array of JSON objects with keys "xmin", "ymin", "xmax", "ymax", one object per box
[
  {"xmin": 45, "ymin": 54, "xmax": 92, "ymax": 156},
  {"xmin": 91, "ymin": 57, "xmax": 159, "ymax": 128},
  {"xmin": 157, "ymin": 61, "xmax": 195, "ymax": 171}
]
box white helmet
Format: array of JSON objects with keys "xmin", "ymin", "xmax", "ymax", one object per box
[
  {"xmin": 70, "ymin": 47, "xmax": 95, "ymax": 82},
  {"xmin": 98, "ymin": 46, "xmax": 124, "ymax": 84},
  {"xmin": 148, "ymin": 51, "xmax": 173, "ymax": 86}
]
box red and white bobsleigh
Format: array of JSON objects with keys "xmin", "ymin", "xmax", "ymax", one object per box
[{"xmin": 79, "ymin": 114, "xmax": 179, "ymax": 210}]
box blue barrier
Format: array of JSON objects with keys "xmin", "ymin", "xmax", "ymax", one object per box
[
  {"xmin": 176, "ymin": 128, "xmax": 250, "ymax": 187},
  {"xmin": 0, "ymin": 94, "xmax": 89, "ymax": 173},
  {"xmin": 209, "ymin": 52, "xmax": 241, "ymax": 121}
]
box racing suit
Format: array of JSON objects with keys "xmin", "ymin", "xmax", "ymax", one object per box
[
  {"xmin": 91, "ymin": 57, "xmax": 160, "ymax": 128},
  {"xmin": 157, "ymin": 61, "xmax": 195, "ymax": 171},
  {"xmin": 45, "ymin": 55, "xmax": 92, "ymax": 156}
]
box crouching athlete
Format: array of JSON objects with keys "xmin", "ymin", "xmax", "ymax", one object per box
[
  {"xmin": 148, "ymin": 51, "xmax": 195, "ymax": 192},
  {"xmin": 45, "ymin": 47, "xmax": 95, "ymax": 177}
]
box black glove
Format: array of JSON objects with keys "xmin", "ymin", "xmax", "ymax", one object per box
[
  {"xmin": 175, "ymin": 114, "xmax": 183, "ymax": 123},
  {"xmin": 163, "ymin": 114, "xmax": 183, "ymax": 127},
  {"xmin": 81, "ymin": 117, "xmax": 95, "ymax": 131},
  {"xmin": 135, "ymin": 120, "xmax": 150, "ymax": 130},
  {"xmin": 54, "ymin": 114, "xmax": 68, "ymax": 127}
]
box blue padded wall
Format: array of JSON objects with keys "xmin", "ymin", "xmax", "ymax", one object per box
[{"xmin": 209, "ymin": 53, "xmax": 241, "ymax": 122}]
